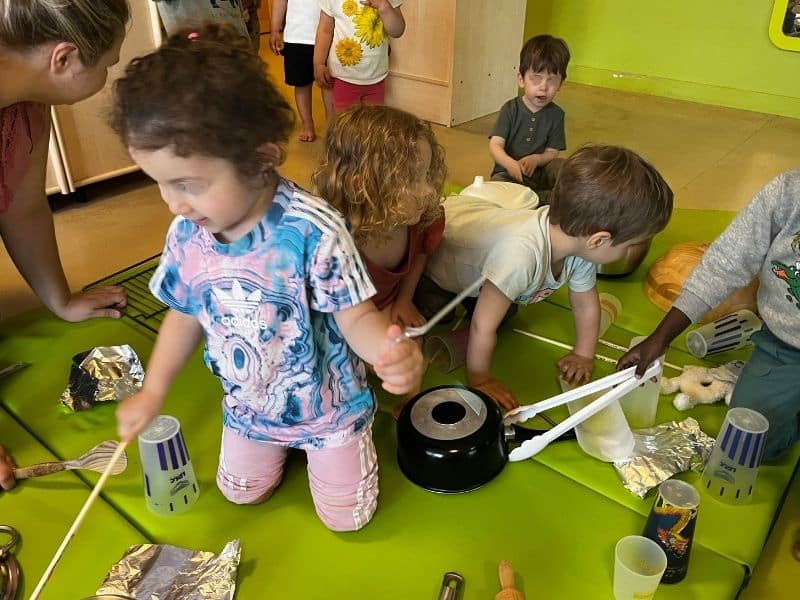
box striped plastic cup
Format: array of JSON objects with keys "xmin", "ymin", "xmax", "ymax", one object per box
[
  {"xmin": 138, "ymin": 415, "xmax": 200, "ymax": 515},
  {"xmin": 701, "ymin": 407, "xmax": 769, "ymax": 504},
  {"xmin": 686, "ymin": 309, "xmax": 761, "ymax": 358}
]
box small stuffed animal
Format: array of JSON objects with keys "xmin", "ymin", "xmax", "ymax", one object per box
[{"xmin": 660, "ymin": 361, "xmax": 745, "ymax": 411}]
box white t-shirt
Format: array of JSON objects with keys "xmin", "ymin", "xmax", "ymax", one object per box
[
  {"xmin": 425, "ymin": 199, "xmax": 597, "ymax": 304},
  {"xmin": 319, "ymin": 0, "xmax": 403, "ymax": 85},
  {"xmin": 284, "ymin": 0, "xmax": 320, "ymax": 45}
]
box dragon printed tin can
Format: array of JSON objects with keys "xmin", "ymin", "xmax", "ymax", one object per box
[{"xmin": 642, "ymin": 479, "xmax": 700, "ymax": 584}]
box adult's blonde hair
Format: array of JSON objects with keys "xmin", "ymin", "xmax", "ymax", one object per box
[
  {"xmin": 0, "ymin": 0, "xmax": 129, "ymax": 65},
  {"xmin": 313, "ymin": 105, "xmax": 446, "ymax": 242}
]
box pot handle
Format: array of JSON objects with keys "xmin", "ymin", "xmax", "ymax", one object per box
[{"xmin": 504, "ymin": 424, "xmax": 576, "ymax": 443}]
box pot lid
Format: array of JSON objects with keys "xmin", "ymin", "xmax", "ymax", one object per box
[{"xmin": 409, "ymin": 387, "xmax": 488, "ymax": 441}]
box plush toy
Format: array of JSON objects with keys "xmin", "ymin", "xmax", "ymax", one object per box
[{"xmin": 660, "ymin": 361, "xmax": 745, "ymax": 411}]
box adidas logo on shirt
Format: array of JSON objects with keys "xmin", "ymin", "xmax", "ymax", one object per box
[{"xmin": 213, "ymin": 280, "xmax": 269, "ymax": 330}]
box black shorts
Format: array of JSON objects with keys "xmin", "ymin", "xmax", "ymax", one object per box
[{"xmin": 282, "ymin": 42, "xmax": 314, "ymax": 87}]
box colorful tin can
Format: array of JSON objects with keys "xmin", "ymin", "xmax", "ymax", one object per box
[{"xmin": 642, "ymin": 479, "xmax": 700, "ymax": 584}]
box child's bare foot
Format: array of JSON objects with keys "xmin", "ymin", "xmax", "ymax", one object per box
[{"xmin": 299, "ymin": 128, "xmax": 316, "ymax": 142}]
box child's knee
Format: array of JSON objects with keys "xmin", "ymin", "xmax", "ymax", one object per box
[
  {"xmin": 307, "ymin": 443, "xmax": 380, "ymax": 531},
  {"xmin": 216, "ymin": 464, "xmax": 282, "ymax": 505},
  {"xmin": 761, "ymin": 426, "xmax": 799, "ymax": 461},
  {"xmin": 310, "ymin": 472, "xmax": 379, "ymax": 532}
]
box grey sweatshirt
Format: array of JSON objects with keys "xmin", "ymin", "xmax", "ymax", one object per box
[{"xmin": 674, "ymin": 171, "xmax": 800, "ymax": 348}]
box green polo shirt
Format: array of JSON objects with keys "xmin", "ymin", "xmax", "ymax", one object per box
[{"xmin": 490, "ymin": 97, "xmax": 566, "ymax": 178}]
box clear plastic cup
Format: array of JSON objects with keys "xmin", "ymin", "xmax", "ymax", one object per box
[
  {"xmin": 619, "ymin": 336, "xmax": 661, "ymax": 429},
  {"xmin": 685, "ymin": 309, "xmax": 761, "ymax": 358},
  {"xmin": 613, "ymin": 535, "xmax": 667, "ymax": 600},
  {"xmin": 561, "ymin": 378, "xmax": 635, "ymax": 462},
  {"xmin": 138, "ymin": 415, "xmax": 200, "ymax": 515},
  {"xmin": 423, "ymin": 329, "xmax": 469, "ymax": 373},
  {"xmin": 599, "ymin": 293, "xmax": 623, "ymax": 338},
  {"xmin": 701, "ymin": 407, "xmax": 769, "ymax": 504}
]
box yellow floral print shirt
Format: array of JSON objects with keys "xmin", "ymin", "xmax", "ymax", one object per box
[{"xmin": 320, "ymin": 0, "xmax": 403, "ymax": 85}]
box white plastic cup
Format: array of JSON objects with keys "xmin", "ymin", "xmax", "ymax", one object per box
[
  {"xmin": 613, "ymin": 535, "xmax": 668, "ymax": 600},
  {"xmin": 685, "ymin": 309, "xmax": 761, "ymax": 358},
  {"xmin": 561, "ymin": 378, "xmax": 635, "ymax": 462},
  {"xmin": 619, "ymin": 336, "xmax": 661, "ymax": 429},
  {"xmin": 701, "ymin": 407, "xmax": 769, "ymax": 504},
  {"xmin": 599, "ymin": 293, "xmax": 623, "ymax": 338},
  {"xmin": 138, "ymin": 415, "xmax": 200, "ymax": 515}
]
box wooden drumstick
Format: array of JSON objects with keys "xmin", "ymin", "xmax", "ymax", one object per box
[{"xmin": 29, "ymin": 440, "xmax": 128, "ymax": 600}]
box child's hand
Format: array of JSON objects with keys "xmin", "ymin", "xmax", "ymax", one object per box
[
  {"xmin": 507, "ymin": 161, "xmax": 524, "ymax": 183},
  {"xmin": 558, "ymin": 353, "xmax": 593, "ymax": 386},
  {"xmin": 116, "ymin": 388, "xmax": 164, "ymax": 443},
  {"xmin": 269, "ymin": 31, "xmax": 284, "ymax": 55},
  {"xmin": 0, "ymin": 445, "xmax": 16, "ymax": 491},
  {"xmin": 390, "ymin": 299, "xmax": 426, "ymax": 328},
  {"xmin": 469, "ymin": 375, "xmax": 519, "ymax": 410},
  {"xmin": 55, "ymin": 286, "xmax": 127, "ymax": 322},
  {"xmin": 373, "ymin": 325, "xmax": 424, "ymax": 395},
  {"xmin": 518, "ymin": 155, "xmax": 538, "ymax": 177},
  {"xmin": 617, "ymin": 335, "xmax": 668, "ymax": 378},
  {"xmin": 314, "ymin": 64, "xmax": 332, "ymax": 88},
  {"xmin": 360, "ymin": 0, "xmax": 390, "ymax": 9}
]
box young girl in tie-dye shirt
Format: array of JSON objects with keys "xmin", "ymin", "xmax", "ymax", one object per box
[{"xmin": 111, "ymin": 23, "xmax": 423, "ymax": 531}]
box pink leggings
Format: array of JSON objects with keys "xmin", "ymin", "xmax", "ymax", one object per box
[{"xmin": 216, "ymin": 426, "xmax": 379, "ymax": 531}]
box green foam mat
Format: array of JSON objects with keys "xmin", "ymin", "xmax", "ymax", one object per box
[
  {"xmin": 0, "ymin": 405, "xmax": 148, "ymax": 599},
  {"xmin": 0, "ymin": 318, "xmax": 744, "ymax": 598}
]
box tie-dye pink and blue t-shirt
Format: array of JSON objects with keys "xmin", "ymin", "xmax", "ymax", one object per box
[{"xmin": 150, "ymin": 178, "xmax": 377, "ymax": 448}]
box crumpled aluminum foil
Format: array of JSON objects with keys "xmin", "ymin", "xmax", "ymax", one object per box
[
  {"xmin": 95, "ymin": 540, "xmax": 240, "ymax": 600},
  {"xmin": 613, "ymin": 418, "xmax": 715, "ymax": 498},
  {"xmin": 59, "ymin": 345, "xmax": 144, "ymax": 411}
]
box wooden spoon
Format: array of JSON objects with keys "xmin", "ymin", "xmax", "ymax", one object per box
[{"xmin": 13, "ymin": 440, "xmax": 127, "ymax": 480}]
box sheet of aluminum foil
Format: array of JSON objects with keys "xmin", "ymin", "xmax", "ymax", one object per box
[
  {"xmin": 94, "ymin": 540, "xmax": 240, "ymax": 600},
  {"xmin": 59, "ymin": 345, "xmax": 144, "ymax": 411},
  {"xmin": 613, "ymin": 417, "xmax": 715, "ymax": 498}
]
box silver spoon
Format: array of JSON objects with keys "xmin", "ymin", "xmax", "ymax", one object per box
[
  {"xmin": 396, "ymin": 276, "xmax": 486, "ymax": 342},
  {"xmin": 13, "ymin": 440, "xmax": 127, "ymax": 480}
]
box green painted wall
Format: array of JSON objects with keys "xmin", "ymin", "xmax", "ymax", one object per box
[{"xmin": 524, "ymin": 1, "xmax": 800, "ymax": 119}]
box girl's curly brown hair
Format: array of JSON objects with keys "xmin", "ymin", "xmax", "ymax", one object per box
[
  {"xmin": 110, "ymin": 22, "xmax": 294, "ymax": 182},
  {"xmin": 312, "ymin": 105, "xmax": 447, "ymax": 242}
]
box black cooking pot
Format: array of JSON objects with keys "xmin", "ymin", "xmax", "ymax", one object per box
[{"xmin": 397, "ymin": 385, "xmax": 573, "ymax": 493}]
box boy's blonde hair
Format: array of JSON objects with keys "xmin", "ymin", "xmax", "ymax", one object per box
[
  {"xmin": 313, "ymin": 105, "xmax": 446, "ymax": 242},
  {"xmin": 0, "ymin": 0, "xmax": 129, "ymax": 65},
  {"xmin": 549, "ymin": 145, "xmax": 673, "ymax": 243}
]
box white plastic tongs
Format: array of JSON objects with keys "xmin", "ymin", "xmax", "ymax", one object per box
[{"xmin": 502, "ymin": 360, "xmax": 663, "ymax": 462}]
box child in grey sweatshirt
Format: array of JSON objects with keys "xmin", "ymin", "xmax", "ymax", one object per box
[{"xmin": 619, "ymin": 171, "xmax": 800, "ymax": 461}]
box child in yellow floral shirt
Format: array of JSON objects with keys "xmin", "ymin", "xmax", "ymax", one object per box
[{"xmin": 314, "ymin": 0, "xmax": 405, "ymax": 113}]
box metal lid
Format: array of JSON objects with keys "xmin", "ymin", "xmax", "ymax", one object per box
[{"xmin": 409, "ymin": 387, "xmax": 487, "ymax": 441}]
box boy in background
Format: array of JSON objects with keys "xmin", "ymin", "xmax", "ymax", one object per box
[
  {"xmin": 271, "ymin": 0, "xmax": 333, "ymax": 141},
  {"xmin": 419, "ymin": 146, "xmax": 673, "ymax": 410},
  {"xmin": 489, "ymin": 34, "xmax": 570, "ymax": 205}
]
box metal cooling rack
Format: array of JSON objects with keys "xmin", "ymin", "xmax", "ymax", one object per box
[{"xmin": 84, "ymin": 255, "xmax": 165, "ymax": 335}]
